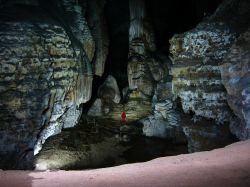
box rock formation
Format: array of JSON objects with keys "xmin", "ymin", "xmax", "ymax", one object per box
[
  {"xmin": 97, "ymin": 75, "xmax": 121, "ymax": 104},
  {"xmin": 169, "ymin": 0, "xmax": 250, "ymax": 151},
  {"xmin": 86, "ymin": 0, "xmax": 109, "ymax": 76},
  {"xmin": 34, "ymin": 0, "xmax": 95, "ymax": 157},
  {"xmin": 141, "ymin": 81, "xmax": 186, "ymax": 142},
  {"xmin": 0, "ymin": 0, "xmax": 108, "ymax": 169},
  {"xmin": 1, "ymin": 0, "xmax": 250, "ymax": 169},
  {"xmin": 88, "ymin": 75, "xmax": 151, "ymax": 123},
  {"xmin": 127, "ymin": 0, "xmax": 164, "ymax": 98},
  {"xmin": 221, "ymin": 28, "xmax": 250, "ymax": 140}
]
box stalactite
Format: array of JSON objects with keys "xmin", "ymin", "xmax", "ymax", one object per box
[{"xmin": 129, "ymin": 0, "xmax": 145, "ymax": 42}]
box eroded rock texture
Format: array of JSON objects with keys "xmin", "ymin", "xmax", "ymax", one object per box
[
  {"xmin": 170, "ymin": 0, "xmax": 250, "ymax": 125},
  {"xmin": 127, "ymin": 0, "xmax": 165, "ymax": 98},
  {"xmin": 0, "ymin": 0, "xmax": 105, "ymax": 168},
  {"xmin": 170, "ymin": 25, "xmax": 233, "ymax": 124},
  {"xmin": 221, "ymin": 28, "xmax": 250, "ymax": 140},
  {"xmin": 86, "ymin": 0, "xmax": 109, "ymax": 76},
  {"xmin": 141, "ymin": 82, "xmax": 186, "ymax": 143},
  {"xmin": 169, "ymin": 0, "xmax": 250, "ymax": 151},
  {"xmin": 182, "ymin": 119, "xmax": 235, "ymax": 152},
  {"xmin": 0, "ymin": 21, "xmax": 79, "ymax": 169}
]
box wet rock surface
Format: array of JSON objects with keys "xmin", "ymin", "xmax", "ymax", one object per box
[{"xmin": 35, "ymin": 117, "xmax": 188, "ymax": 170}]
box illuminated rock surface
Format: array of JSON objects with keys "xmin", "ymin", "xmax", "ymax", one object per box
[
  {"xmin": 0, "ymin": 0, "xmax": 104, "ymax": 168},
  {"xmin": 35, "ymin": 117, "xmax": 187, "ymax": 170}
]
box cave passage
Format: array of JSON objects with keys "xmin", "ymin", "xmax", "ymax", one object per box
[
  {"xmin": 34, "ymin": 0, "xmax": 230, "ymax": 171},
  {"xmin": 2, "ymin": 0, "xmax": 247, "ymax": 172}
]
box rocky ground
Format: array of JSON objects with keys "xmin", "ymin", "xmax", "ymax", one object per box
[
  {"xmin": 1, "ymin": 140, "xmax": 250, "ymax": 187},
  {"xmin": 35, "ymin": 116, "xmax": 187, "ymax": 170}
]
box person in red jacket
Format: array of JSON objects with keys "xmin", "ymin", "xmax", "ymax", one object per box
[
  {"xmin": 118, "ymin": 111, "xmax": 130, "ymax": 142},
  {"xmin": 120, "ymin": 111, "xmax": 127, "ymax": 125}
]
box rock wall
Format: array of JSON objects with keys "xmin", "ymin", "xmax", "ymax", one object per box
[
  {"xmin": 86, "ymin": 0, "xmax": 109, "ymax": 77},
  {"xmin": 97, "ymin": 75, "xmax": 121, "ymax": 104},
  {"xmin": 170, "ymin": 22, "xmax": 235, "ymax": 125},
  {"xmin": 0, "ymin": 21, "xmax": 80, "ymax": 169},
  {"xmin": 169, "ymin": 0, "xmax": 250, "ymax": 124},
  {"xmin": 169, "ymin": 0, "xmax": 250, "ymax": 149},
  {"xmin": 0, "ymin": 0, "xmax": 105, "ymax": 169},
  {"xmin": 221, "ymin": 28, "xmax": 250, "ymax": 140}
]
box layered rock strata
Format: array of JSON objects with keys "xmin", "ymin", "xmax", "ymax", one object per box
[
  {"xmin": 221, "ymin": 28, "xmax": 250, "ymax": 140},
  {"xmin": 127, "ymin": 0, "xmax": 165, "ymax": 98},
  {"xmin": 86, "ymin": 0, "xmax": 109, "ymax": 77},
  {"xmin": 169, "ymin": 0, "xmax": 250, "ymax": 150},
  {"xmin": 127, "ymin": 0, "xmax": 186, "ymax": 141},
  {"xmin": 0, "ymin": 20, "xmax": 81, "ymax": 168},
  {"xmin": 169, "ymin": 0, "xmax": 250, "ymax": 125},
  {"xmin": 0, "ymin": 0, "xmax": 101, "ymax": 168}
]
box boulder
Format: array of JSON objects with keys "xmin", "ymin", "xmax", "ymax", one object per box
[
  {"xmin": 88, "ymin": 99, "xmax": 103, "ymax": 117},
  {"xmin": 183, "ymin": 120, "xmax": 235, "ymax": 153},
  {"xmin": 98, "ymin": 75, "xmax": 121, "ymax": 104},
  {"xmin": 141, "ymin": 81, "xmax": 186, "ymax": 142}
]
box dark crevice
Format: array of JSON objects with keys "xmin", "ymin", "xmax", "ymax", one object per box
[
  {"xmin": 82, "ymin": 0, "xmax": 130, "ymax": 113},
  {"xmin": 104, "ymin": 0, "xmax": 130, "ymax": 90},
  {"xmin": 145, "ymin": 0, "xmax": 223, "ymax": 54}
]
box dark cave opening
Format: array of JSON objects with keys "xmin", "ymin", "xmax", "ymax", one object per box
[
  {"xmin": 82, "ymin": 0, "xmax": 223, "ymax": 114},
  {"xmin": 145, "ymin": 0, "xmax": 223, "ymax": 54},
  {"xmin": 82, "ymin": 0, "xmax": 130, "ymax": 114},
  {"xmin": 104, "ymin": 0, "xmax": 130, "ymax": 90}
]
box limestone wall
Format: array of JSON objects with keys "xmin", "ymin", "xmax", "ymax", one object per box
[
  {"xmin": 169, "ymin": 0, "xmax": 250, "ymax": 125},
  {"xmin": 0, "ymin": 0, "xmax": 107, "ymax": 168},
  {"xmin": 221, "ymin": 28, "xmax": 250, "ymax": 140}
]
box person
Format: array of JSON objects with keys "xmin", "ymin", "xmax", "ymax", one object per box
[
  {"xmin": 120, "ymin": 111, "xmax": 127, "ymax": 125},
  {"xmin": 118, "ymin": 111, "xmax": 130, "ymax": 142}
]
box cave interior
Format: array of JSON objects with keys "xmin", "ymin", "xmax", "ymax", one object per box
[{"xmin": 0, "ymin": 0, "xmax": 250, "ymax": 171}]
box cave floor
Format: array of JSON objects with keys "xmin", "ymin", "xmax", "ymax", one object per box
[
  {"xmin": 35, "ymin": 117, "xmax": 187, "ymax": 170},
  {"xmin": 1, "ymin": 140, "xmax": 250, "ymax": 187}
]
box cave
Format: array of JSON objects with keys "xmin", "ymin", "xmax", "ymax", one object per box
[{"xmin": 0, "ymin": 0, "xmax": 250, "ymax": 186}]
